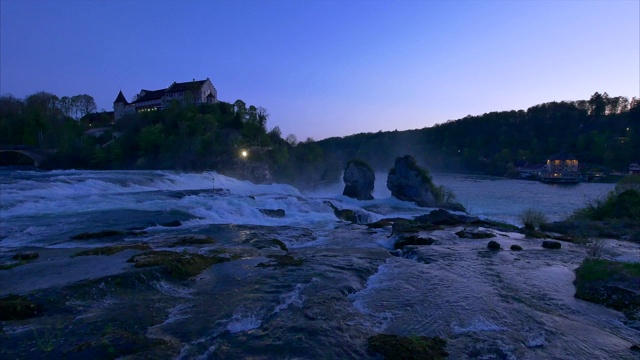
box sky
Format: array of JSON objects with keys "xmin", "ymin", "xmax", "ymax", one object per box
[{"xmin": 1, "ymin": 0, "xmax": 639, "ymax": 141}]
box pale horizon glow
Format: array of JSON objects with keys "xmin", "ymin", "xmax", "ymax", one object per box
[{"xmin": 1, "ymin": 0, "xmax": 638, "ymax": 141}]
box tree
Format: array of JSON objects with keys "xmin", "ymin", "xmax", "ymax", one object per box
[
  {"xmin": 25, "ymin": 91, "xmax": 59, "ymax": 115},
  {"xmin": 285, "ymin": 134, "xmax": 298, "ymax": 146},
  {"xmin": 72, "ymin": 94, "xmax": 97, "ymax": 120},
  {"xmin": 588, "ymin": 92, "xmax": 607, "ymax": 117},
  {"xmin": 58, "ymin": 96, "xmax": 74, "ymax": 118},
  {"xmin": 269, "ymin": 126, "xmax": 282, "ymax": 139},
  {"xmin": 257, "ymin": 106, "xmax": 269, "ymax": 130}
]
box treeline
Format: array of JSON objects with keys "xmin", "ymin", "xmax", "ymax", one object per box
[
  {"xmin": 1, "ymin": 91, "xmax": 638, "ymax": 187},
  {"xmin": 0, "ymin": 92, "xmax": 310, "ymax": 176},
  {"xmin": 0, "ymin": 92, "xmax": 97, "ymax": 162},
  {"xmin": 289, "ymin": 92, "xmax": 639, "ymax": 186}
]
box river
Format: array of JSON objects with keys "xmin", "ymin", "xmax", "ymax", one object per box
[{"xmin": 0, "ymin": 170, "xmax": 638, "ymax": 359}]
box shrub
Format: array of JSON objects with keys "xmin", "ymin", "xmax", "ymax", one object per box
[
  {"xmin": 615, "ymin": 175, "xmax": 640, "ymax": 194},
  {"xmin": 520, "ymin": 208, "xmax": 547, "ymax": 231},
  {"xmin": 586, "ymin": 238, "xmax": 605, "ymax": 259},
  {"xmin": 572, "ymin": 176, "xmax": 640, "ymax": 221}
]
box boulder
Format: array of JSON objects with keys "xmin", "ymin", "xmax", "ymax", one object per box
[
  {"xmin": 415, "ymin": 209, "xmax": 486, "ymax": 226},
  {"xmin": 391, "ymin": 219, "xmax": 442, "ymax": 235},
  {"xmin": 159, "ymin": 220, "xmax": 182, "ymax": 227},
  {"xmin": 324, "ymin": 201, "xmax": 357, "ymax": 223},
  {"xmin": 12, "ymin": 252, "xmax": 39, "ymax": 261},
  {"xmin": 394, "ymin": 235, "xmax": 436, "ymax": 249},
  {"xmin": 455, "ymin": 229, "xmax": 496, "ymax": 239},
  {"xmin": 386, "ymin": 155, "xmax": 437, "ymax": 207},
  {"xmin": 510, "ymin": 244, "xmax": 523, "ymax": 251},
  {"xmin": 542, "ymin": 240, "xmax": 561, "ymax": 249},
  {"xmin": 487, "ymin": 241, "xmax": 501, "ymax": 250},
  {"xmin": 259, "ymin": 209, "xmax": 286, "ymax": 218},
  {"xmin": 342, "ymin": 160, "xmax": 375, "ymax": 200}
]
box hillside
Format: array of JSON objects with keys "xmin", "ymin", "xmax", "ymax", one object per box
[{"xmin": 285, "ymin": 92, "xmax": 639, "ymax": 187}]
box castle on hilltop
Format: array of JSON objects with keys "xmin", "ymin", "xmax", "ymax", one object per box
[{"xmin": 113, "ymin": 78, "xmax": 217, "ymax": 121}]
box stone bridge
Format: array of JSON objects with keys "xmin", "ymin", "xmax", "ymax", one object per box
[{"xmin": 0, "ymin": 146, "xmax": 55, "ymax": 167}]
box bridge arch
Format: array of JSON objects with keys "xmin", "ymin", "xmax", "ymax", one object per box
[{"xmin": 0, "ymin": 149, "xmax": 45, "ymax": 167}]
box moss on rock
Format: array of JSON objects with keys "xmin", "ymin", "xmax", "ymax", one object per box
[
  {"xmin": 0, "ymin": 294, "xmax": 43, "ymax": 320},
  {"xmin": 574, "ymin": 259, "xmax": 640, "ymax": 320},
  {"xmin": 12, "ymin": 252, "xmax": 39, "ymax": 260},
  {"xmin": 73, "ymin": 244, "xmax": 151, "ymax": 257},
  {"xmin": 394, "ymin": 236, "xmax": 436, "ymax": 250},
  {"xmin": 165, "ymin": 234, "xmax": 216, "ymax": 247},
  {"xmin": 0, "ymin": 261, "xmax": 25, "ymax": 270},
  {"xmin": 71, "ymin": 230, "xmax": 146, "ymax": 240},
  {"xmin": 256, "ymin": 254, "xmax": 303, "ymax": 268},
  {"xmin": 367, "ymin": 334, "xmax": 448, "ymax": 360},
  {"xmin": 127, "ymin": 250, "xmax": 230, "ymax": 279},
  {"xmin": 455, "ymin": 229, "xmax": 495, "ymax": 239},
  {"xmin": 392, "ymin": 219, "xmax": 443, "ymax": 234}
]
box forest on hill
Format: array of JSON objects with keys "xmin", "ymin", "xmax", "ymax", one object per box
[
  {"xmin": 0, "ymin": 91, "xmax": 638, "ymax": 187},
  {"xmin": 290, "ymin": 92, "xmax": 639, "ymax": 186}
]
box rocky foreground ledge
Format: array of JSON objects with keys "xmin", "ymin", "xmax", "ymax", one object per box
[{"xmin": 1, "ymin": 207, "xmax": 639, "ymax": 358}]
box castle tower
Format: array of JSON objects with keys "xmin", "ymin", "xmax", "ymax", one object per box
[{"xmin": 113, "ymin": 90, "xmax": 129, "ymax": 121}]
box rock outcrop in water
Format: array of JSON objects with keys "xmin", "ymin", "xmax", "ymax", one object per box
[
  {"xmin": 386, "ymin": 155, "xmax": 465, "ymax": 211},
  {"xmin": 342, "ymin": 160, "xmax": 375, "ymax": 200},
  {"xmin": 387, "ymin": 155, "xmax": 437, "ymax": 207}
]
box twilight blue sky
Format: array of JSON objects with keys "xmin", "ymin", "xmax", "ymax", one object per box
[{"xmin": 1, "ymin": 0, "xmax": 638, "ymax": 141}]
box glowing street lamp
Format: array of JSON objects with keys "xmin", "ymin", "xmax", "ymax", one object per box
[{"xmin": 241, "ymin": 150, "xmax": 248, "ymax": 158}]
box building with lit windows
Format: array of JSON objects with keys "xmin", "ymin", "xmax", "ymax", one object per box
[
  {"xmin": 540, "ymin": 152, "xmax": 581, "ymax": 183},
  {"xmin": 113, "ymin": 78, "xmax": 217, "ymax": 121}
]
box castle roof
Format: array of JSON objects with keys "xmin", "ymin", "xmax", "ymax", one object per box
[
  {"xmin": 114, "ymin": 90, "xmax": 128, "ymax": 104},
  {"xmin": 165, "ymin": 79, "xmax": 208, "ymax": 93},
  {"xmin": 132, "ymin": 89, "xmax": 165, "ymax": 104}
]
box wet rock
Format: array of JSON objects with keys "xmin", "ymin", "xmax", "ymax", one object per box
[
  {"xmin": 256, "ymin": 254, "xmax": 303, "ymax": 268},
  {"xmin": 367, "ymin": 334, "xmax": 448, "ymax": 360},
  {"xmin": 259, "ymin": 208, "xmax": 286, "ymax": 218},
  {"xmin": 72, "ymin": 244, "xmax": 151, "ymax": 257},
  {"xmin": 386, "ymin": 155, "xmax": 437, "ymax": 207},
  {"xmin": 127, "ymin": 250, "xmax": 231, "ymax": 279},
  {"xmin": 524, "ymin": 229, "xmax": 548, "ymax": 238},
  {"xmin": 542, "ymin": 240, "xmax": 561, "ymax": 249},
  {"xmin": 550, "ymin": 235, "xmax": 575, "ymax": 242},
  {"xmin": 366, "ymin": 218, "xmax": 405, "ymax": 229},
  {"xmin": 71, "ymin": 229, "xmax": 146, "ymax": 240},
  {"xmin": 631, "ymin": 344, "xmax": 640, "ymax": 352},
  {"xmin": 0, "ymin": 294, "xmax": 43, "ymax": 320},
  {"xmin": 164, "ymin": 234, "xmax": 216, "ymax": 247},
  {"xmin": 510, "ymin": 244, "xmax": 523, "ymax": 251},
  {"xmin": 574, "ymin": 259, "xmax": 640, "ymax": 321},
  {"xmin": 67, "ymin": 329, "xmax": 170, "ymax": 359},
  {"xmin": 249, "ymin": 238, "xmax": 288, "ymax": 252},
  {"xmin": 159, "ymin": 220, "xmax": 182, "ymax": 227},
  {"xmin": 342, "ymin": 160, "xmax": 375, "ymax": 200},
  {"xmin": 455, "ymin": 229, "xmax": 496, "ymax": 239},
  {"xmin": 391, "ymin": 219, "xmax": 442, "ymax": 235},
  {"xmin": 487, "ymin": 240, "xmax": 501, "ymax": 250},
  {"xmin": 324, "ymin": 201, "xmax": 357, "ymax": 223},
  {"xmin": 394, "ymin": 235, "xmax": 436, "ymax": 249},
  {"xmin": 0, "ymin": 261, "xmax": 24, "ymax": 270},
  {"xmin": 12, "ymin": 252, "xmax": 39, "ymax": 260},
  {"xmin": 414, "ymin": 209, "xmax": 483, "ymax": 226}
]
